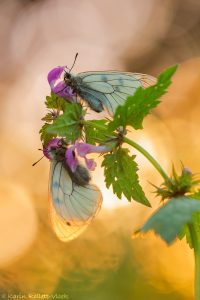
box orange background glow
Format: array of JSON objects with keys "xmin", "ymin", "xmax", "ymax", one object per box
[{"xmin": 1, "ymin": 1, "xmax": 200, "ymax": 299}]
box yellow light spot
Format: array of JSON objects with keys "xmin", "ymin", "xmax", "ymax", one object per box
[{"xmin": 0, "ymin": 180, "xmax": 38, "ymax": 267}]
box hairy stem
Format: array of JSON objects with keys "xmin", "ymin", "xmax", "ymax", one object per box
[
  {"xmin": 83, "ymin": 120, "xmax": 171, "ymax": 183},
  {"xmin": 123, "ymin": 137, "xmax": 170, "ymax": 184},
  {"xmin": 188, "ymin": 223, "xmax": 200, "ymax": 300}
]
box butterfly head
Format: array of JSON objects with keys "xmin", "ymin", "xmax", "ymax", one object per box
[
  {"xmin": 64, "ymin": 71, "xmax": 72, "ymax": 84},
  {"xmin": 43, "ymin": 138, "xmax": 67, "ymax": 161}
]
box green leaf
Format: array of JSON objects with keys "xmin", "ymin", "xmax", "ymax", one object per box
[
  {"xmin": 41, "ymin": 112, "xmax": 56, "ymax": 123},
  {"xmin": 191, "ymin": 190, "xmax": 200, "ymax": 200},
  {"xmin": 137, "ymin": 196, "xmax": 200, "ymax": 244},
  {"xmin": 108, "ymin": 65, "xmax": 178, "ymax": 131},
  {"xmin": 181, "ymin": 214, "xmax": 200, "ymax": 249},
  {"xmin": 46, "ymin": 103, "xmax": 84, "ymax": 142},
  {"xmin": 178, "ymin": 224, "xmax": 193, "ymax": 248},
  {"xmin": 45, "ymin": 92, "xmax": 66, "ymax": 110},
  {"xmin": 39, "ymin": 123, "xmax": 57, "ymax": 145},
  {"xmin": 178, "ymin": 190, "xmax": 200, "ymax": 248},
  {"xmin": 102, "ymin": 148, "xmax": 150, "ymax": 206},
  {"xmin": 192, "ymin": 213, "xmax": 200, "ymax": 247},
  {"xmin": 84, "ymin": 119, "xmax": 113, "ymax": 145}
]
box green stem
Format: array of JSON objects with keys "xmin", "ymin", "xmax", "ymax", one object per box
[
  {"xmin": 123, "ymin": 137, "xmax": 170, "ymax": 184},
  {"xmin": 83, "ymin": 120, "xmax": 171, "ymax": 184},
  {"xmin": 189, "ymin": 223, "xmax": 200, "ymax": 300}
]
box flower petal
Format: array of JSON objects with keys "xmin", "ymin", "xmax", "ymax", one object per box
[
  {"xmin": 47, "ymin": 66, "xmax": 65, "ymax": 88},
  {"xmin": 84, "ymin": 157, "xmax": 97, "ymax": 171},
  {"xmin": 183, "ymin": 167, "xmax": 192, "ymax": 175},
  {"xmin": 47, "ymin": 66, "xmax": 75, "ymax": 100},
  {"xmin": 57, "ymin": 84, "xmax": 75, "ymax": 100},
  {"xmin": 76, "ymin": 142, "xmax": 110, "ymax": 157},
  {"xmin": 65, "ymin": 146, "xmax": 78, "ymax": 172}
]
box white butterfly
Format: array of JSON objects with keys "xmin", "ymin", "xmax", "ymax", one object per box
[
  {"xmin": 48, "ymin": 149, "xmax": 102, "ymax": 242},
  {"xmin": 64, "ymin": 70, "xmax": 156, "ymax": 115}
]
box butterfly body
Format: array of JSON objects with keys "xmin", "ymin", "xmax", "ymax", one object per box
[
  {"xmin": 49, "ymin": 145, "xmax": 91, "ymax": 186},
  {"xmin": 64, "ymin": 71, "xmax": 156, "ymax": 114}
]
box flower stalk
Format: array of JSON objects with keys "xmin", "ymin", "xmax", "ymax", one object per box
[
  {"xmin": 83, "ymin": 120, "xmax": 171, "ymax": 184},
  {"xmin": 189, "ymin": 223, "xmax": 200, "ymax": 300}
]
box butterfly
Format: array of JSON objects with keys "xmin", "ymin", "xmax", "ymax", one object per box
[
  {"xmin": 62, "ymin": 54, "xmax": 156, "ymax": 115},
  {"xmin": 47, "ymin": 141, "xmax": 102, "ymax": 242}
]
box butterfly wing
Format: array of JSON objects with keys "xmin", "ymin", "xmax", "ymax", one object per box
[
  {"xmin": 76, "ymin": 71, "xmax": 156, "ymax": 115},
  {"xmin": 49, "ymin": 194, "xmax": 89, "ymax": 242},
  {"xmin": 49, "ymin": 160, "xmax": 102, "ymax": 241}
]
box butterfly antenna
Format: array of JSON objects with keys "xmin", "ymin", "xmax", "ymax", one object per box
[
  {"xmin": 69, "ymin": 53, "xmax": 78, "ymax": 73},
  {"xmin": 32, "ymin": 156, "xmax": 44, "ymax": 166},
  {"xmin": 105, "ymin": 116, "xmax": 111, "ymax": 121}
]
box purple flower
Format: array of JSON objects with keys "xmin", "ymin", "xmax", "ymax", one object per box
[
  {"xmin": 48, "ymin": 66, "xmax": 65, "ymax": 88},
  {"xmin": 76, "ymin": 142, "xmax": 112, "ymax": 171},
  {"xmin": 47, "ymin": 66, "xmax": 75, "ymax": 100},
  {"xmin": 43, "ymin": 138, "xmax": 61, "ymax": 160},
  {"xmin": 182, "ymin": 167, "xmax": 192, "ymax": 175},
  {"xmin": 84, "ymin": 158, "xmax": 97, "ymax": 171},
  {"xmin": 76, "ymin": 143, "xmax": 111, "ymax": 157},
  {"xmin": 65, "ymin": 144, "xmax": 97, "ymax": 172},
  {"xmin": 65, "ymin": 146, "xmax": 78, "ymax": 172},
  {"xmin": 43, "ymin": 139, "xmax": 112, "ymax": 173}
]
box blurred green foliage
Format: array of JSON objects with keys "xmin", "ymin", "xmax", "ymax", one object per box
[{"xmin": 54, "ymin": 239, "xmax": 185, "ymax": 300}]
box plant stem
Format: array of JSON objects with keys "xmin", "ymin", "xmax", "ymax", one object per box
[
  {"xmin": 83, "ymin": 120, "xmax": 171, "ymax": 183},
  {"xmin": 123, "ymin": 137, "xmax": 171, "ymax": 184},
  {"xmin": 189, "ymin": 223, "xmax": 200, "ymax": 300}
]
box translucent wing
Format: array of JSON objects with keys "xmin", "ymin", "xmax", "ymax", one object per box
[
  {"xmin": 49, "ymin": 195, "xmax": 88, "ymax": 242},
  {"xmin": 49, "ymin": 160, "xmax": 102, "ymax": 241},
  {"xmin": 77, "ymin": 71, "xmax": 156, "ymax": 115}
]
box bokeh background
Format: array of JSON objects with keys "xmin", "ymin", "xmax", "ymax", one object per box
[{"xmin": 1, "ymin": 0, "xmax": 200, "ymax": 299}]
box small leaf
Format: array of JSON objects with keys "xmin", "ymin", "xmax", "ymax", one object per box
[
  {"xmin": 102, "ymin": 148, "xmax": 150, "ymax": 206},
  {"xmin": 84, "ymin": 119, "xmax": 113, "ymax": 145},
  {"xmin": 46, "ymin": 103, "xmax": 84, "ymax": 142},
  {"xmin": 41, "ymin": 112, "xmax": 56, "ymax": 123},
  {"xmin": 137, "ymin": 196, "xmax": 200, "ymax": 244},
  {"xmin": 39, "ymin": 123, "xmax": 57, "ymax": 145},
  {"xmin": 109, "ymin": 65, "xmax": 178, "ymax": 131},
  {"xmin": 45, "ymin": 92, "xmax": 66, "ymax": 110}
]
